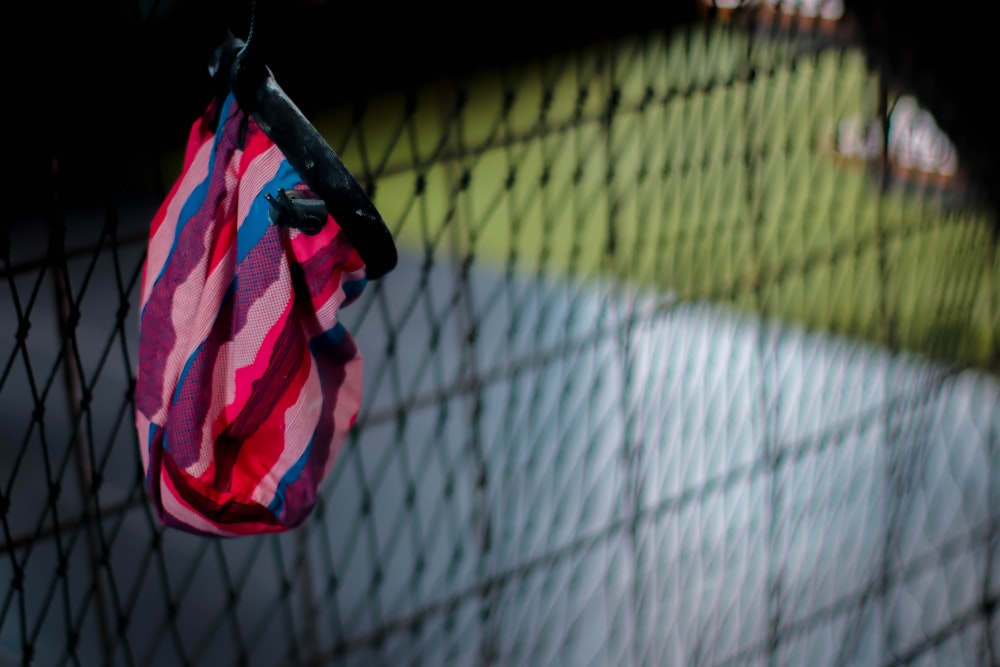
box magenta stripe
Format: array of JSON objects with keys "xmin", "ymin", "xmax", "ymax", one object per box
[
  {"xmin": 163, "ymin": 453, "xmax": 283, "ymax": 529},
  {"xmin": 226, "ymin": 315, "xmax": 304, "ymax": 440},
  {"xmin": 210, "ymin": 314, "xmax": 305, "ymax": 491},
  {"xmin": 294, "ymin": 230, "xmax": 357, "ymax": 302}
]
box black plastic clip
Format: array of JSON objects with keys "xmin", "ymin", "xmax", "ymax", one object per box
[
  {"xmin": 265, "ymin": 188, "xmax": 328, "ymax": 236},
  {"xmin": 212, "ymin": 0, "xmax": 398, "ymax": 280}
]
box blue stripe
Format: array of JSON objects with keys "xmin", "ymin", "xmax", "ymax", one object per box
[
  {"xmin": 309, "ymin": 322, "xmax": 347, "ymax": 354},
  {"xmin": 343, "ymin": 278, "xmax": 367, "ymax": 300},
  {"xmin": 267, "ymin": 437, "xmax": 313, "ymax": 516},
  {"xmin": 237, "ymin": 159, "xmax": 302, "ymax": 264}
]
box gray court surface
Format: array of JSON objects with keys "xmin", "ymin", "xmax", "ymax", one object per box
[{"xmin": 1, "ymin": 202, "xmax": 997, "ymax": 665}]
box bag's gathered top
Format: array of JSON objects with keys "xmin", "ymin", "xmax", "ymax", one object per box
[{"xmin": 135, "ymin": 29, "xmax": 396, "ymax": 537}]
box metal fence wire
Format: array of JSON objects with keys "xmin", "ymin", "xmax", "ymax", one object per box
[{"xmin": 2, "ymin": 3, "xmax": 998, "ymax": 667}]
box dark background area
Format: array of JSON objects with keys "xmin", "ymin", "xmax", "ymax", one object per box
[
  {"xmin": 6, "ymin": 0, "xmax": 998, "ymax": 227},
  {"xmin": 843, "ymin": 0, "xmax": 999, "ymax": 226},
  {"xmin": 5, "ymin": 0, "xmax": 699, "ymax": 218}
]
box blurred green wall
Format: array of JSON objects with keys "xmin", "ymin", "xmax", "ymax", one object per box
[{"xmin": 161, "ymin": 19, "xmax": 998, "ymax": 372}]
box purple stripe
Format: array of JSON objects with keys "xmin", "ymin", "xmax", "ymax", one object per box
[
  {"xmin": 278, "ymin": 330, "xmax": 359, "ymax": 527},
  {"xmin": 136, "ymin": 102, "xmax": 245, "ymax": 419},
  {"xmin": 164, "ymin": 227, "xmax": 286, "ymax": 469}
]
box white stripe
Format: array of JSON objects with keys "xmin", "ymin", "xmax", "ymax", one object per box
[
  {"xmin": 307, "ymin": 289, "xmax": 348, "ymax": 339},
  {"xmin": 237, "ymin": 144, "xmax": 285, "ymax": 230},
  {"xmin": 142, "ymin": 139, "xmax": 214, "ymax": 310}
]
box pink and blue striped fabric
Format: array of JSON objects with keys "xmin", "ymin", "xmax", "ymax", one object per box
[{"xmin": 135, "ymin": 92, "xmax": 367, "ymax": 536}]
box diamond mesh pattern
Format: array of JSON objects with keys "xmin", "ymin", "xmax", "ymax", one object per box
[{"xmin": 2, "ymin": 6, "xmax": 997, "ymax": 667}]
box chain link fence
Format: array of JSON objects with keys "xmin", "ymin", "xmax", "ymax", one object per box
[{"xmin": 2, "ymin": 3, "xmax": 997, "ymax": 666}]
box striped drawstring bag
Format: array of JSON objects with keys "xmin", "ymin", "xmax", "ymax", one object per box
[{"xmin": 135, "ymin": 90, "xmax": 367, "ymax": 536}]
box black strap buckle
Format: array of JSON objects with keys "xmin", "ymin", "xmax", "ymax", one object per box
[{"xmin": 265, "ymin": 188, "xmax": 328, "ymax": 236}]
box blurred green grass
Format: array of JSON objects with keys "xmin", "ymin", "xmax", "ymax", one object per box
[{"xmin": 165, "ymin": 21, "xmax": 998, "ymax": 373}]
